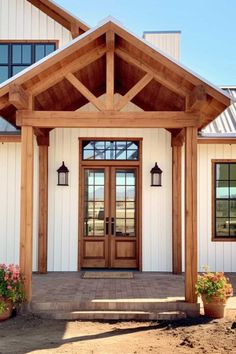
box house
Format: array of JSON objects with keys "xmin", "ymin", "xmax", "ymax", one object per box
[{"xmin": 0, "ymin": 0, "xmax": 235, "ymax": 305}]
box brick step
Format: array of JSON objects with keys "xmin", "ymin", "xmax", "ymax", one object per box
[
  {"xmin": 30, "ymin": 300, "xmax": 179, "ymax": 312},
  {"xmin": 29, "ymin": 301, "xmax": 200, "ymax": 317},
  {"xmin": 32, "ymin": 310, "xmax": 187, "ymax": 321}
]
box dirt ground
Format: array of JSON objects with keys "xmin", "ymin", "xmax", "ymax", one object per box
[{"xmin": 0, "ymin": 312, "xmax": 236, "ymax": 354}]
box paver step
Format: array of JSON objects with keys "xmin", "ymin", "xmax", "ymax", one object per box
[{"xmin": 32, "ymin": 310, "xmax": 187, "ymax": 321}]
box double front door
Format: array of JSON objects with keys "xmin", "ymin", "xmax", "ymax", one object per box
[{"xmin": 80, "ymin": 166, "xmax": 139, "ymax": 268}]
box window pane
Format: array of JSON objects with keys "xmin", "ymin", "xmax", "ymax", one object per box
[
  {"xmin": 230, "ymin": 201, "xmax": 236, "ymax": 217},
  {"xmin": 126, "ymin": 172, "xmax": 135, "ymax": 186},
  {"xmin": 84, "ymin": 219, "xmax": 93, "ymax": 236},
  {"xmin": 216, "ymin": 181, "xmax": 229, "ymax": 198},
  {"xmin": 45, "ymin": 44, "xmax": 55, "ymax": 56},
  {"xmin": 127, "ymin": 142, "xmax": 138, "ymax": 150},
  {"xmin": 94, "ymin": 171, "xmax": 104, "ymax": 185},
  {"xmin": 116, "ymin": 141, "xmax": 127, "ymax": 149},
  {"xmin": 216, "ymin": 218, "xmax": 229, "ymax": 237},
  {"xmin": 116, "ymin": 202, "xmax": 125, "ymax": 218},
  {"xmin": 116, "ymin": 219, "xmax": 125, "ymax": 236},
  {"xmin": 126, "ymin": 186, "xmax": 135, "ymax": 201},
  {"xmin": 116, "ymin": 186, "xmax": 126, "ymax": 201},
  {"xmin": 216, "ymin": 200, "xmax": 228, "ymax": 217},
  {"xmin": 83, "ymin": 150, "xmax": 94, "ymax": 160},
  {"xmin": 216, "ymin": 164, "xmax": 228, "ymax": 180},
  {"xmin": 22, "ymin": 45, "xmax": 31, "ymax": 64},
  {"xmin": 12, "ymin": 65, "xmax": 28, "ymax": 75},
  {"xmin": 94, "ymin": 202, "xmax": 104, "ymax": 219},
  {"xmin": 229, "ymin": 218, "xmax": 236, "ymax": 237},
  {"xmin": 84, "ymin": 202, "xmax": 94, "ymax": 219},
  {"xmin": 12, "ymin": 45, "xmax": 22, "ymax": 63},
  {"xmin": 94, "ymin": 220, "xmax": 104, "ymax": 235},
  {"xmin": 116, "ymin": 172, "xmax": 126, "ymax": 185},
  {"xmin": 94, "ymin": 186, "xmax": 104, "ymax": 201},
  {"xmin": 116, "ymin": 150, "xmax": 126, "ymax": 160},
  {"xmin": 0, "ymin": 44, "xmax": 8, "ymax": 64},
  {"xmin": 126, "ymin": 219, "xmax": 135, "ymax": 236},
  {"xmin": 230, "ymin": 181, "xmax": 236, "ymax": 198},
  {"xmin": 230, "ymin": 164, "xmax": 236, "ymax": 180},
  {"xmin": 127, "ymin": 150, "xmax": 138, "ymax": 160},
  {"xmin": 0, "ymin": 66, "xmax": 8, "ymax": 83},
  {"xmin": 35, "ymin": 44, "xmax": 45, "ymax": 61}
]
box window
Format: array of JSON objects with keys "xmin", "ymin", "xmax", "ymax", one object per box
[
  {"xmin": 0, "ymin": 42, "xmax": 56, "ymax": 83},
  {"xmin": 212, "ymin": 161, "xmax": 236, "ymax": 240},
  {"xmin": 82, "ymin": 140, "xmax": 139, "ymax": 161}
]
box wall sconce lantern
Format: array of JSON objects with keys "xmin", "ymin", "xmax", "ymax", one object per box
[
  {"xmin": 150, "ymin": 162, "xmax": 162, "ymax": 187},
  {"xmin": 57, "ymin": 161, "xmax": 69, "ymax": 186}
]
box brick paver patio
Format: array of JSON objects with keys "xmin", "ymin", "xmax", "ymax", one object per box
[{"xmin": 32, "ymin": 272, "xmax": 236, "ymax": 309}]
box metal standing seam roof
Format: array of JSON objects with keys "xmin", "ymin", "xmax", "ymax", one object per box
[{"xmin": 201, "ymin": 88, "xmax": 236, "ymax": 136}]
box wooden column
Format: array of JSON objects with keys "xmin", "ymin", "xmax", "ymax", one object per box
[
  {"xmin": 172, "ymin": 143, "xmax": 182, "ymax": 274},
  {"xmin": 37, "ymin": 135, "xmax": 49, "ymax": 273},
  {"xmin": 185, "ymin": 126, "xmax": 198, "ymax": 303},
  {"xmin": 20, "ymin": 125, "xmax": 34, "ymax": 301}
]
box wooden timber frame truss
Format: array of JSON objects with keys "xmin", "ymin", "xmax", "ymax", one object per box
[{"xmin": 0, "ymin": 19, "xmax": 231, "ymax": 305}]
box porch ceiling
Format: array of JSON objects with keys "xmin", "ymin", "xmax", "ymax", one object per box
[{"xmin": 0, "ymin": 19, "xmax": 231, "ymax": 129}]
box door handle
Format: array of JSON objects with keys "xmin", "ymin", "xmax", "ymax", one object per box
[
  {"xmin": 111, "ymin": 217, "xmax": 115, "ymax": 236},
  {"xmin": 105, "ymin": 217, "xmax": 109, "ymax": 235}
]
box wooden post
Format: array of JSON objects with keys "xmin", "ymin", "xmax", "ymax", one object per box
[
  {"xmin": 20, "ymin": 126, "xmax": 34, "ymax": 301},
  {"xmin": 172, "ymin": 144, "xmax": 182, "ymax": 274},
  {"xmin": 185, "ymin": 126, "xmax": 198, "ymax": 303},
  {"xmin": 37, "ymin": 136, "xmax": 49, "ymax": 274}
]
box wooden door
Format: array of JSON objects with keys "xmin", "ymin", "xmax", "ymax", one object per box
[{"xmin": 80, "ymin": 166, "xmax": 139, "ymax": 268}]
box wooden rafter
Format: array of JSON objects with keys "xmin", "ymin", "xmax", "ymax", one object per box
[
  {"xmin": 106, "ymin": 31, "xmax": 115, "ymax": 110},
  {"xmin": 29, "ymin": 44, "xmax": 106, "ymax": 97},
  {"xmin": 115, "ymin": 73, "xmax": 153, "ymax": 111},
  {"xmin": 16, "ymin": 110, "xmax": 199, "ymax": 128},
  {"xmin": 9, "ymin": 84, "xmax": 30, "ymax": 110},
  {"xmin": 115, "ymin": 47, "xmax": 188, "ymax": 98},
  {"xmin": 65, "ymin": 72, "xmax": 106, "ymax": 111}
]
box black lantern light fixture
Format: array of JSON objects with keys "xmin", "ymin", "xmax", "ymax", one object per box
[
  {"xmin": 150, "ymin": 162, "xmax": 162, "ymax": 187},
  {"xmin": 57, "ymin": 161, "xmax": 69, "ymax": 186}
]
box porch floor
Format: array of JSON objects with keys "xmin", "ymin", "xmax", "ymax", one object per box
[{"xmin": 31, "ymin": 272, "xmax": 236, "ymax": 319}]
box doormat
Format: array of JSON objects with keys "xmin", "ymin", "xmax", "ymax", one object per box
[{"xmin": 82, "ymin": 271, "xmax": 134, "ymax": 279}]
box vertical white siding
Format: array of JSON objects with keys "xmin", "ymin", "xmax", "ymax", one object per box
[
  {"xmin": 0, "ymin": 143, "xmax": 20, "ymax": 264},
  {"xmin": 143, "ymin": 32, "xmax": 181, "ymax": 60},
  {"xmin": 47, "ymin": 127, "xmax": 172, "ymax": 271},
  {"xmin": 0, "ymin": 0, "xmax": 71, "ymax": 46},
  {"xmin": 0, "ymin": 141, "xmax": 39, "ymax": 271},
  {"xmin": 198, "ymin": 144, "xmax": 236, "ymax": 272}
]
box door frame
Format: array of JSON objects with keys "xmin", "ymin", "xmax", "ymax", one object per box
[{"xmin": 78, "ymin": 137, "xmax": 143, "ymax": 271}]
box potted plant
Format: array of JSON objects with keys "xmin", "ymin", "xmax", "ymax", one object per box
[
  {"xmin": 195, "ymin": 267, "xmax": 233, "ymax": 318},
  {"xmin": 0, "ymin": 264, "xmax": 25, "ymax": 321}
]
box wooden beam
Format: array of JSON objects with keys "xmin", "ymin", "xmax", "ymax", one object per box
[
  {"xmin": 20, "ymin": 126, "xmax": 34, "ymax": 301},
  {"xmin": 29, "ymin": 44, "xmax": 106, "ymax": 97},
  {"xmin": 65, "ymin": 72, "xmax": 106, "ymax": 111},
  {"xmin": 0, "ymin": 135, "xmax": 21, "ymax": 143},
  {"xmin": 0, "ymin": 95, "xmax": 9, "ymax": 110},
  {"xmin": 38, "ymin": 143, "xmax": 48, "ymax": 274},
  {"xmin": 16, "ymin": 110, "xmax": 199, "ymax": 128},
  {"xmin": 115, "ymin": 47, "xmax": 187, "ymax": 97},
  {"xmin": 171, "ymin": 128, "xmax": 185, "ymax": 147},
  {"xmin": 106, "ymin": 31, "xmax": 115, "ymax": 110},
  {"xmin": 172, "ymin": 143, "xmax": 182, "ymax": 274},
  {"xmin": 71, "ymin": 23, "xmax": 82, "ymax": 39},
  {"xmin": 9, "ymin": 84, "xmax": 30, "ymax": 110},
  {"xmin": 185, "ymin": 126, "xmax": 198, "ymax": 303},
  {"xmin": 115, "ymin": 73, "xmax": 153, "ymax": 111},
  {"xmin": 186, "ymin": 85, "xmax": 207, "ymax": 112}
]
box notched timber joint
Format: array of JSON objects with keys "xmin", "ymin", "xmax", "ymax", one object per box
[
  {"xmin": 9, "ymin": 84, "xmax": 30, "ymax": 110},
  {"xmin": 186, "ymin": 85, "xmax": 207, "ymax": 112}
]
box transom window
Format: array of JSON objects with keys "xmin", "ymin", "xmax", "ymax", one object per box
[
  {"xmin": 82, "ymin": 140, "xmax": 139, "ymax": 161},
  {"xmin": 0, "ymin": 42, "xmax": 56, "ymax": 83},
  {"xmin": 213, "ymin": 161, "xmax": 236, "ymax": 240}
]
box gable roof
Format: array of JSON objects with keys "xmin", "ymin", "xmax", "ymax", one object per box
[
  {"xmin": 0, "ymin": 18, "xmax": 231, "ymax": 129},
  {"xmin": 26, "ymin": 0, "xmax": 90, "ymax": 34}
]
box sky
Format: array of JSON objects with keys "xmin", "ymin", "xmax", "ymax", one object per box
[{"xmin": 55, "ymin": 0, "xmax": 236, "ymax": 87}]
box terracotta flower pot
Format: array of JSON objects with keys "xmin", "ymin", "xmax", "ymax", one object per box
[
  {"xmin": 0, "ymin": 297, "xmax": 13, "ymax": 321},
  {"xmin": 202, "ymin": 295, "xmax": 228, "ymax": 319}
]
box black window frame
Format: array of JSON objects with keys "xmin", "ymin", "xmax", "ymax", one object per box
[
  {"xmin": 0, "ymin": 42, "xmax": 56, "ymax": 83},
  {"xmin": 212, "ymin": 160, "xmax": 236, "ymax": 241}
]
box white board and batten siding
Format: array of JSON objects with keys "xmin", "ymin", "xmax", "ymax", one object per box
[
  {"xmin": 0, "ymin": 141, "xmax": 39, "ymax": 271},
  {"xmin": 0, "ymin": 0, "xmax": 71, "ymax": 46},
  {"xmin": 47, "ymin": 127, "xmax": 173, "ymax": 272},
  {"xmin": 197, "ymin": 144, "xmax": 236, "ymax": 273}
]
